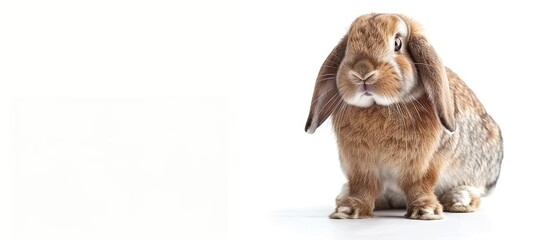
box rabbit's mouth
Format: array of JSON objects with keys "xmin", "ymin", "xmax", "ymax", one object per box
[
  {"xmin": 362, "ymin": 84, "xmax": 373, "ymax": 96},
  {"xmin": 344, "ymin": 91, "xmax": 375, "ymax": 108}
]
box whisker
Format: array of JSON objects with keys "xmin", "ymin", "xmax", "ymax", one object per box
[
  {"xmin": 333, "ymin": 101, "xmax": 347, "ymax": 127},
  {"xmin": 320, "ymin": 59, "xmax": 343, "ymax": 69},
  {"xmin": 319, "ymin": 64, "xmax": 340, "ymax": 70},
  {"xmin": 415, "ymin": 100, "xmax": 435, "ymax": 119},
  {"xmin": 332, "ymin": 95, "xmax": 349, "ymax": 130},
  {"xmin": 317, "ymin": 73, "xmax": 337, "ymax": 78},
  {"xmin": 311, "ymin": 87, "xmax": 338, "ymax": 104},
  {"xmin": 394, "ymin": 100, "xmax": 408, "ymax": 163},
  {"xmin": 323, "ymin": 58, "xmax": 342, "ymax": 65},
  {"xmin": 316, "ymin": 90, "xmax": 342, "ymax": 117},
  {"xmin": 327, "ymin": 51, "xmax": 343, "ymax": 61},
  {"xmin": 410, "ymin": 100, "xmax": 422, "ymax": 148},
  {"xmin": 316, "ymin": 77, "xmax": 336, "ymax": 82}
]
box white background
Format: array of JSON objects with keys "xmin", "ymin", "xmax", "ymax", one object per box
[{"xmin": 1, "ymin": 0, "xmax": 547, "ymax": 239}]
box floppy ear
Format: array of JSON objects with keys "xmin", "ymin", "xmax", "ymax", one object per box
[
  {"xmin": 407, "ymin": 31, "xmax": 456, "ymax": 132},
  {"xmin": 304, "ymin": 35, "xmax": 347, "ymax": 134}
]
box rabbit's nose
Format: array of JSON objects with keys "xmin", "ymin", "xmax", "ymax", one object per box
[{"xmin": 353, "ymin": 71, "xmax": 377, "ymax": 83}]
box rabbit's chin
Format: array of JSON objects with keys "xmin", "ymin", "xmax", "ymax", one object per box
[
  {"xmin": 344, "ymin": 92, "xmax": 400, "ymax": 108},
  {"xmin": 344, "ymin": 88, "xmax": 425, "ymax": 108}
]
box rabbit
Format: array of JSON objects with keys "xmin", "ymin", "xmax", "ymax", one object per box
[{"xmin": 304, "ymin": 13, "xmax": 503, "ymax": 220}]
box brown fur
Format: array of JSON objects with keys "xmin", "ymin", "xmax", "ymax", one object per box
[{"xmin": 305, "ymin": 14, "xmax": 503, "ymax": 220}]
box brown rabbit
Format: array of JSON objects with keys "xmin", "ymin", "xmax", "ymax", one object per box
[{"xmin": 305, "ymin": 14, "xmax": 503, "ymax": 220}]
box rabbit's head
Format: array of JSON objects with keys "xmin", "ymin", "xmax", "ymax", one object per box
[{"xmin": 305, "ymin": 14, "xmax": 455, "ymax": 133}]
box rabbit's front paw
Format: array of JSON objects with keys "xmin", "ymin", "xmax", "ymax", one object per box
[
  {"xmin": 405, "ymin": 197, "xmax": 444, "ymax": 220},
  {"xmin": 329, "ymin": 196, "xmax": 373, "ymax": 219}
]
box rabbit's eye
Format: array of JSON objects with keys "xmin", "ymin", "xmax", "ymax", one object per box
[{"xmin": 394, "ymin": 37, "xmax": 402, "ymax": 52}]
